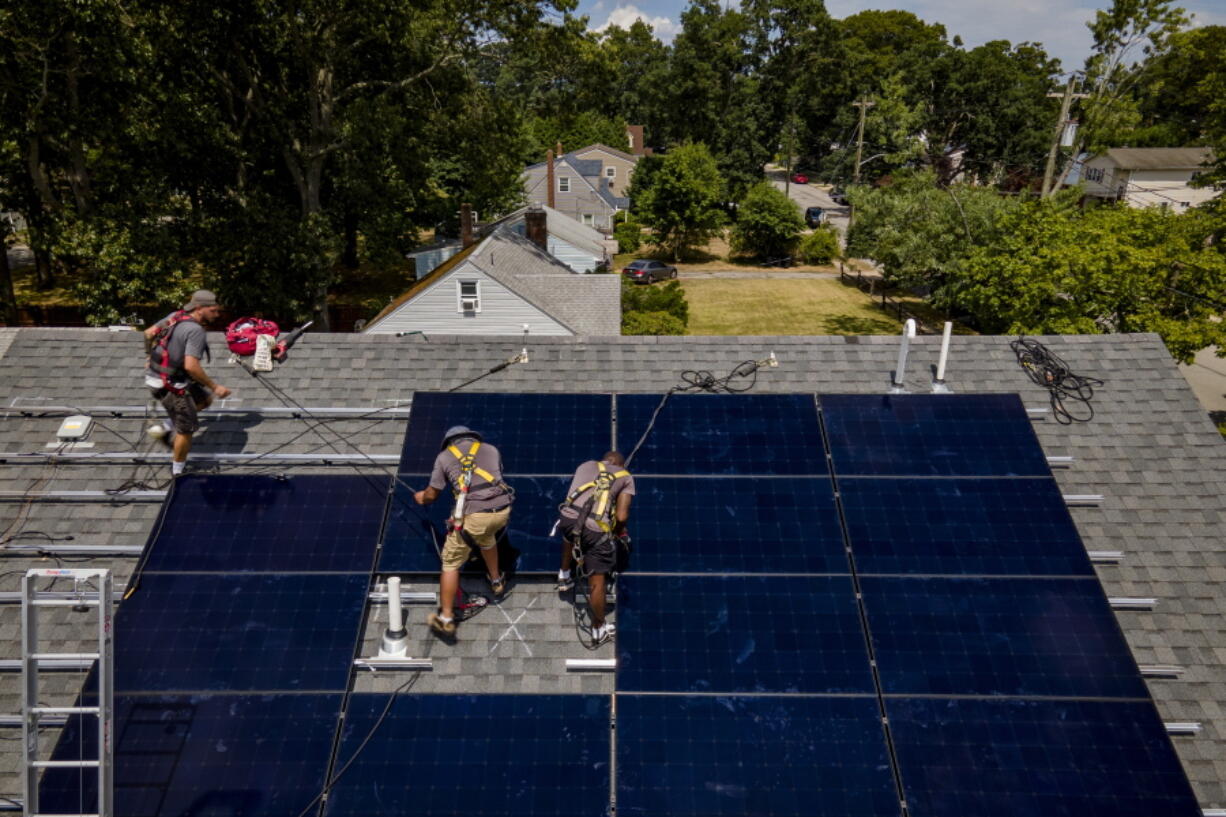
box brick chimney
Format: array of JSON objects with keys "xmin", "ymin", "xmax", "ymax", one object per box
[
  {"xmin": 556, "ymin": 141, "xmax": 563, "ymax": 158},
  {"xmin": 525, "ymin": 205, "xmax": 548, "ymax": 252},
  {"xmin": 626, "ymin": 125, "xmax": 645, "ymax": 156},
  {"xmin": 545, "ymin": 149, "xmax": 555, "ymax": 209},
  {"xmin": 460, "ymin": 203, "xmax": 474, "ymax": 248}
]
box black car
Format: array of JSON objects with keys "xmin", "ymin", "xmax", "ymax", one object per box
[
  {"xmin": 829, "ymin": 187, "xmax": 848, "ymax": 205},
  {"xmin": 805, "ymin": 206, "xmax": 827, "ymax": 228},
  {"xmin": 622, "ymin": 259, "xmax": 677, "ymax": 284}
]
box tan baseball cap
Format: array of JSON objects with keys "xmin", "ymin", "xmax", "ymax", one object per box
[{"xmin": 182, "ymin": 290, "xmax": 219, "ymax": 310}]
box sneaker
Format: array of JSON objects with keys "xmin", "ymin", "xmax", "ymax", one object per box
[
  {"xmin": 489, "ymin": 573, "xmax": 507, "ymax": 597},
  {"xmin": 148, "ymin": 423, "xmax": 174, "ymax": 447},
  {"xmin": 555, "ymin": 573, "xmax": 574, "ymax": 592},
  {"xmin": 427, "ymin": 612, "xmax": 456, "ymax": 638},
  {"xmin": 592, "ymin": 623, "xmax": 616, "ymax": 645}
]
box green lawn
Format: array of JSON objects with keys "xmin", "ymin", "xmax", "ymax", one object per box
[{"xmin": 681, "ymin": 277, "xmax": 904, "ymax": 335}]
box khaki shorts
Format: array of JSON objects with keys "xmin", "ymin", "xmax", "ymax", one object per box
[
  {"xmin": 441, "ymin": 507, "xmax": 510, "ymax": 571},
  {"xmin": 152, "ymin": 383, "xmax": 211, "ymax": 435}
]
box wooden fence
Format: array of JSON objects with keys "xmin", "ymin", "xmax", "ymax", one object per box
[{"xmin": 838, "ymin": 264, "xmax": 936, "ymax": 334}]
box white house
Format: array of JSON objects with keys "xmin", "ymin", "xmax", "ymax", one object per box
[
  {"xmin": 1077, "ymin": 147, "xmax": 1217, "ymax": 212},
  {"xmin": 363, "ymin": 222, "xmax": 620, "ymax": 337},
  {"xmin": 496, "ymin": 205, "xmax": 614, "ymax": 274}
]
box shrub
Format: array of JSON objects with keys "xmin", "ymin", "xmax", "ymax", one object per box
[
  {"xmin": 797, "ymin": 227, "xmax": 840, "ymax": 265},
  {"xmin": 622, "ymin": 310, "xmax": 686, "ymax": 335},
  {"xmin": 730, "ymin": 181, "xmax": 804, "ymax": 258},
  {"xmin": 614, "ymin": 220, "xmax": 642, "ymax": 254},
  {"xmin": 621, "ymin": 277, "xmax": 688, "ymax": 325}
]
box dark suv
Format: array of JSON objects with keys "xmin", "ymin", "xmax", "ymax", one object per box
[
  {"xmin": 805, "ymin": 206, "xmax": 827, "ymax": 228},
  {"xmin": 622, "ymin": 259, "xmax": 678, "ymax": 284}
]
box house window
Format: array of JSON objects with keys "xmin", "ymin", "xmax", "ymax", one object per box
[
  {"xmin": 606, "ymin": 167, "xmax": 616, "ymax": 179},
  {"xmin": 558, "ymin": 176, "xmax": 570, "ymax": 193},
  {"xmin": 1085, "ymin": 167, "xmax": 1104, "ymax": 183},
  {"xmin": 457, "ymin": 280, "xmax": 481, "ymax": 313},
  {"xmin": 582, "ymin": 214, "xmax": 594, "ymax": 226}
]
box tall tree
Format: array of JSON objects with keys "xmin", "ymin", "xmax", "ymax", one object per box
[{"xmin": 636, "ymin": 142, "xmax": 725, "ymax": 261}]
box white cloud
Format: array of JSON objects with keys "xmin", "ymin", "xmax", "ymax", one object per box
[{"xmin": 593, "ymin": 4, "xmax": 681, "ymax": 41}]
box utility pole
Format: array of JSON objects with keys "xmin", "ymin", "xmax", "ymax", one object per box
[
  {"xmin": 1041, "ymin": 78, "xmax": 1088, "ymax": 199},
  {"xmin": 852, "ymin": 100, "xmax": 875, "ymax": 185}
]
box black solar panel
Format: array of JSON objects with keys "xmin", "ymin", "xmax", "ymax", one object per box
[
  {"xmin": 144, "ymin": 474, "xmax": 388, "ymax": 573},
  {"xmin": 617, "ymin": 575, "xmax": 873, "ymax": 693},
  {"xmin": 115, "ymin": 573, "xmax": 367, "ymax": 692},
  {"xmin": 616, "ymin": 393, "xmax": 826, "ymax": 475},
  {"xmin": 887, "ymin": 698, "xmax": 1201, "ymax": 817},
  {"xmin": 39, "ymin": 694, "xmax": 340, "ymax": 814},
  {"xmin": 840, "ymin": 477, "xmax": 1094, "ymax": 576},
  {"xmin": 324, "ymin": 694, "xmax": 610, "ymax": 816},
  {"xmin": 399, "ymin": 392, "xmax": 613, "ymax": 474},
  {"xmin": 862, "ymin": 577, "xmax": 1148, "ymax": 698},
  {"xmin": 821, "ymin": 394, "xmax": 1052, "ymax": 476},
  {"xmin": 626, "ymin": 477, "xmax": 847, "ymax": 573},
  {"xmin": 616, "ymin": 694, "xmax": 900, "ymax": 817}
]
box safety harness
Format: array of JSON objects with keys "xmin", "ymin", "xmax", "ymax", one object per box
[
  {"xmin": 446, "ymin": 440, "xmax": 510, "ymax": 537},
  {"xmin": 560, "ymin": 461, "xmax": 630, "ymax": 575},
  {"xmin": 148, "ymin": 311, "xmax": 208, "ymax": 395}
]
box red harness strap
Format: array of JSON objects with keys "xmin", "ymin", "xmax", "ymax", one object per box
[{"xmin": 148, "ymin": 311, "xmax": 198, "ymax": 395}]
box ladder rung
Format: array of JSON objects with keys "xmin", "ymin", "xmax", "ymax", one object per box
[
  {"xmin": 32, "ymin": 706, "xmax": 99, "ymax": 715},
  {"xmin": 32, "ymin": 759, "xmax": 100, "ymax": 768},
  {"xmin": 29, "ymin": 599, "xmax": 101, "ymax": 607},
  {"xmin": 29, "ymin": 653, "xmax": 99, "ymax": 661}
]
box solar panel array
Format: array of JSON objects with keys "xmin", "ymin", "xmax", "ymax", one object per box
[{"xmin": 38, "ymin": 393, "xmax": 1201, "ymax": 816}]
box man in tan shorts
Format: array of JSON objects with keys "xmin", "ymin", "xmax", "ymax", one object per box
[{"xmin": 414, "ymin": 425, "xmax": 513, "ymax": 638}]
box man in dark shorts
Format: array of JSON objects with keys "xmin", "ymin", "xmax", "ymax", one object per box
[
  {"xmin": 414, "ymin": 425, "xmax": 513, "ymax": 639},
  {"xmin": 556, "ymin": 451, "xmax": 635, "ymax": 645},
  {"xmin": 144, "ymin": 290, "xmax": 232, "ymax": 476}
]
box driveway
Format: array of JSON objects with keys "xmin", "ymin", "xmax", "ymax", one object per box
[
  {"xmin": 1179, "ymin": 346, "xmax": 1226, "ymax": 413},
  {"xmin": 766, "ymin": 166, "xmax": 850, "ymax": 237}
]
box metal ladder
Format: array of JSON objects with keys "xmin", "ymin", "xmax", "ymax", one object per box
[{"xmin": 22, "ymin": 568, "xmax": 113, "ymax": 817}]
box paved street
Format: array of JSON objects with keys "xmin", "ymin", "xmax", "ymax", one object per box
[{"xmin": 766, "ymin": 165, "xmax": 850, "ymax": 237}]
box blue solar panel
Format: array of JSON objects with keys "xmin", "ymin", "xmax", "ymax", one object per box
[
  {"xmin": 115, "ymin": 574, "xmax": 367, "ymax": 692},
  {"xmin": 840, "ymin": 478, "xmax": 1093, "ymax": 576},
  {"xmin": 627, "ymin": 477, "xmax": 847, "ymax": 573},
  {"xmin": 143, "ymin": 474, "xmax": 388, "ymax": 573},
  {"xmin": 616, "ymin": 393, "xmax": 826, "ymax": 475},
  {"xmin": 380, "ymin": 475, "xmax": 571, "ymax": 573},
  {"xmin": 324, "ymin": 694, "xmax": 610, "ymax": 817},
  {"xmin": 617, "ymin": 575, "xmax": 873, "ymax": 693},
  {"xmin": 398, "ymin": 392, "xmax": 613, "ymax": 474},
  {"xmin": 862, "ymin": 577, "xmax": 1146, "ymax": 698},
  {"xmin": 617, "ymin": 694, "xmax": 900, "ymax": 817},
  {"xmin": 821, "ymin": 394, "xmax": 1051, "ymax": 476},
  {"xmin": 887, "ymin": 698, "xmax": 1200, "ymax": 817},
  {"xmin": 39, "ymin": 693, "xmax": 339, "ymax": 815}
]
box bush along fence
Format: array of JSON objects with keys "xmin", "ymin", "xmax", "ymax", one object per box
[{"xmin": 838, "ymin": 263, "xmax": 937, "ymax": 335}]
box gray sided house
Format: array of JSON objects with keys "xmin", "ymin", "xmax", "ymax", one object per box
[
  {"xmin": 498, "ymin": 204, "xmax": 613, "ymax": 274},
  {"xmin": 521, "ymin": 148, "xmax": 634, "ymax": 231},
  {"xmin": 363, "ymin": 226, "xmax": 620, "ymax": 336}
]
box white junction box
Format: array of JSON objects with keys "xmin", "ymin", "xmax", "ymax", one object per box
[{"xmin": 56, "ymin": 415, "xmax": 93, "ymax": 440}]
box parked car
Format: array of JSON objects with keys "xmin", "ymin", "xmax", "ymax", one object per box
[
  {"xmin": 622, "ymin": 259, "xmax": 677, "ymax": 284},
  {"xmin": 791, "ymin": 172, "xmax": 809, "ymax": 184},
  {"xmin": 829, "ymin": 186, "xmax": 848, "ymax": 205},
  {"xmin": 805, "ymin": 206, "xmax": 827, "ymax": 227}
]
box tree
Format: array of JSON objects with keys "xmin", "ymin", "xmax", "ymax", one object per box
[
  {"xmin": 622, "ymin": 310, "xmax": 685, "ymax": 335},
  {"xmin": 635, "ymin": 143, "xmax": 725, "ymax": 261},
  {"xmin": 731, "ymin": 181, "xmax": 804, "ymax": 257},
  {"xmin": 621, "ymin": 277, "xmax": 689, "ymax": 325},
  {"xmin": 797, "ymin": 227, "xmax": 840, "ymax": 264}
]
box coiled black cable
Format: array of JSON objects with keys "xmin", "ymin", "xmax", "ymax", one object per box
[{"xmin": 1010, "ymin": 337, "xmax": 1103, "ymax": 424}]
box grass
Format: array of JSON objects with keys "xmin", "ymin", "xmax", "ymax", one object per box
[
  {"xmin": 680, "ymin": 277, "xmax": 903, "ymax": 335},
  {"xmin": 613, "ymin": 229, "xmax": 839, "ymax": 274}
]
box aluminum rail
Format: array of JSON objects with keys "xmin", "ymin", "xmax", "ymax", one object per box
[{"xmin": 2, "ymin": 404, "xmax": 411, "ymax": 419}]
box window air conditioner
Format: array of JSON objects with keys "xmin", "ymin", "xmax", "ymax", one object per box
[{"xmin": 461, "ymin": 297, "xmax": 479, "ymax": 312}]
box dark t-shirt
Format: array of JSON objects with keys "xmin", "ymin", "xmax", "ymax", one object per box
[
  {"xmin": 559, "ymin": 460, "xmax": 636, "ymax": 532},
  {"xmin": 429, "ymin": 438, "xmax": 510, "ymax": 513},
  {"xmin": 146, "ymin": 313, "xmax": 209, "ymax": 388}
]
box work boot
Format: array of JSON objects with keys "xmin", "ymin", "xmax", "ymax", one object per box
[
  {"xmin": 489, "ymin": 573, "xmax": 508, "ymax": 598},
  {"xmin": 427, "ymin": 611, "xmax": 456, "ymax": 638}
]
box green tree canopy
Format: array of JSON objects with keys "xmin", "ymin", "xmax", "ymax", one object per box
[
  {"xmin": 635, "ymin": 143, "xmax": 725, "ymax": 261},
  {"xmin": 731, "ymin": 181, "xmax": 804, "ymax": 258}
]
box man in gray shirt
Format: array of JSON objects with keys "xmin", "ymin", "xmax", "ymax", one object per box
[
  {"xmin": 414, "ymin": 425, "xmax": 513, "ymax": 639},
  {"xmin": 144, "ymin": 290, "xmax": 232, "ymax": 476}
]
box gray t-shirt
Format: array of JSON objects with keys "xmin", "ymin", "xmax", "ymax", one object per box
[
  {"xmin": 559, "ymin": 460, "xmax": 636, "ymax": 531},
  {"xmin": 429, "ymin": 437, "xmax": 511, "ymax": 514},
  {"xmin": 145, "ymin": 313, "xmax": 209, "ymax": 388}
]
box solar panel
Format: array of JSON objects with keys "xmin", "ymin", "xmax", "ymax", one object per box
[
  {"xmin": 821, "ymin": 394, "xmax": 1051, "ymax": 476},
  {"xmin": 616, "ymin": 694, "xmax": 900, "ymax": 817},
  {"xmin": 840, "ymin": 478, "xmax": 1094, "ymax": 576},
  {"xmin": 616, "ymin": 575, "xmax": 873, "ymax": 694},
  {"xmin": 115, "ymin": 573, "xmax": 367, "ymax": 692},
  {"xmin": 39, "ymin": 693, "xmax": 340, "ymax": 814},
  {"xmin": 862, "ymin": 577, "xmax": 1147, "ymax": 698},
  {"xmin": 887, "ymin": 697, "xmax": 1201, "ymax": 817},
  {"xmin": 626, "ymin": 477, "xmax": 847, "ymax": 574},
  {"xmin": 144, "ymin": 474, "xmax": 388, "ymax": 573},
  {"xmin": 616, "ymin": 394, "xmax": 826, "ymax": 475},
  {"xmin": 398, "ymin": 392, "xmax": 613, "ymax": 474},
  {"xmin": 323, "ymin": 694, "xmax": 610, "ymax": 816},
  {"xmin": 379, "ymin": 475, "xmax": 571, "ymax": 573}
]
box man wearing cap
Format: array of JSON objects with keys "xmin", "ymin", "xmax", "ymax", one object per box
[
  {"xmin": 143, "ymin": 290, "xmax": 232, "ymax": 476},
  {"xmin": 414, "ymin": 425, "xmax": 513, "ymax": 638}
]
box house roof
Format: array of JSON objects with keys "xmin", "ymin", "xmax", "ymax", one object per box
[
  {"xmin": 0, "ymin": 331, "xmax": 1224, "ymax": 807},
  {"xmin": 489, "ymin": 204, "xmax": 607, "ymax": 257},
  {"xmin": 572, "ymin": 143, "xmax": 638, "ymax": 163},
  {"xmin": 1103, "ymin": 147, "xmax": 1216, "ymax": 171}
]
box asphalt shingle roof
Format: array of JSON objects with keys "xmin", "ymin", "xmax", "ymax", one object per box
[{"xmin": 0, "ymin": 330, "xmax": 1224, "ymax": 806}]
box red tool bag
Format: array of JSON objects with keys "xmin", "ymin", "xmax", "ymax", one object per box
[{"xmin": 225, "ymin": 317, "xmax": 280, "ymax": 356}]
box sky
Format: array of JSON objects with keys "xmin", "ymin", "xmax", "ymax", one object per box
[{"xmin": 579, "ymin": 0, "xmax": 1226, "ymax": 71}]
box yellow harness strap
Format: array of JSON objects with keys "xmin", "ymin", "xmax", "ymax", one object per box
[
  {"xmin": 569, "ymin": 461, "xmax": 630, "ymax": 532},
  {"xmin": 448, "ymin": 441, "xmax": 495, "ymax": 491}
]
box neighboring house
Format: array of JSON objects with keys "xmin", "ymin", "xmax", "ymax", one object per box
[
  {"xmin": 406, "ymin": 240, "xmax": 461, "ymax": 280},
  {"xmin": 570, "ymin": 144, "xmax": 639, "ymax": 199},
  {"xmin": 363, "ymin": 223, "xmax": 620, "ymax": 336},
  {"xmin": 521, "ymin": 152, "xmax": 631, "ymax": 231},
  {"xmin": 497, "ymin": 204, "xmax": 614, "ymax": 274},
  {"xmin": 1077, "ymin": 147, "xmax": 1217, "ymax": 212}
]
